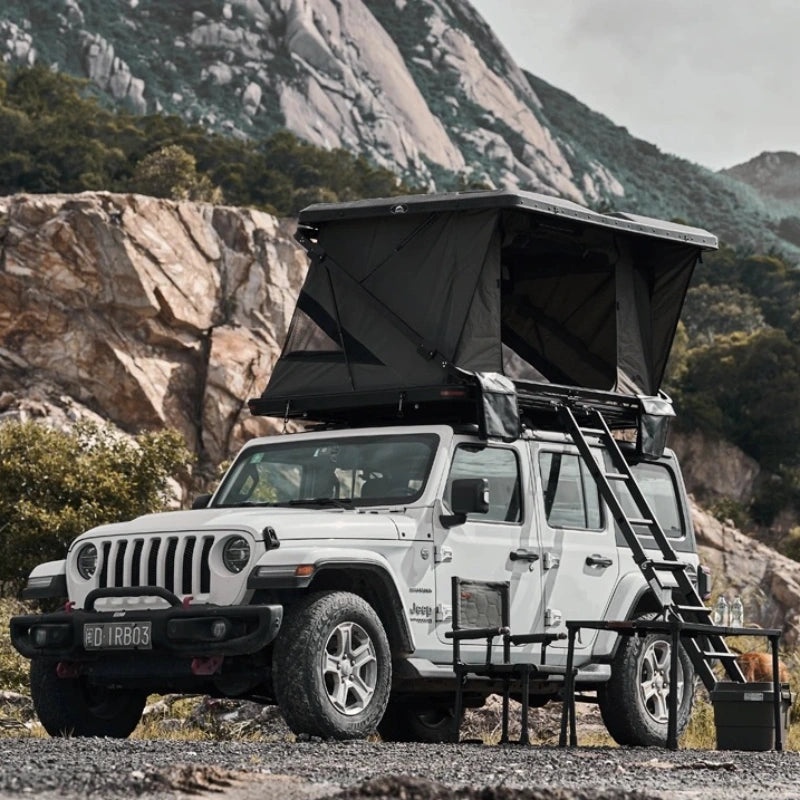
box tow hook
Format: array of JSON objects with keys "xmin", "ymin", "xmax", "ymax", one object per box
[
  {"xmin": 56, "ymin": 662, "xmax": 79, "ymax": 679},
  {"xmin": 191, "ymin": 655, "xmax": 224, "ymax": 676}
]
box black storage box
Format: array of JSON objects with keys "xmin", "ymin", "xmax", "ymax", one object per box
[{"xmin": 711, "ymin": 681, "xmax": 793, "ymax": 751}]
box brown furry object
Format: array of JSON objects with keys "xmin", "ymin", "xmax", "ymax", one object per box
[{"xmin": 737, "ymin": 651, "xmax": 790, "ymax": 683}]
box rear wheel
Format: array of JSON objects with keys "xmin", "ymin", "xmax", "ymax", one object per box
[
  {"xmin": 378, "ymin": 697, "xmax": 461, "ymax": 743},
  {"xmin": 30, "ymin": 659, "xmax": 146, "ymax": 738},
  {"xmin": 598, "ymin": 616, "xmax": 694, "ymax": 746}
]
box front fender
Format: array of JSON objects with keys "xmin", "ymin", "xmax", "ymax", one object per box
[
  {"xmin": 247, "ymin": 545, "xmax": 414, "ymax": 654},
  {"xmin": 21, "ymin": 560, "xmax": 67, "ymax": 600}
]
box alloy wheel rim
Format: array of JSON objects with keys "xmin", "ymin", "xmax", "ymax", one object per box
[
  {"xmin": 322, "ymin": 621, "xmax": 378, "ymax": 715},
  {"xmin": 638, "ymin": 640, "xmax": 684, "ymax": 723}
]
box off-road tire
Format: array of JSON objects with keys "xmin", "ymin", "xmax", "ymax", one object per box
[
  {"xmin": 597, "ymin": 614, "xmax": 694, "ymax": 746},
  {"xmin": 30, "ymin": 658, "xmax": 146, "ymax": 738},
  {"xmin": 273, "ymin": 591, "xmax": 391, "ymax": 739},
  {"xmin": 378, "ymin": 697, "xmax": 461, "ymax": 743}
]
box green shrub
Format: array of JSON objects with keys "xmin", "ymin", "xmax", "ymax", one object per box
[
  {"xmin": 0, "ymin": 598, "xmax": 29, "ymax": 693},
  {"xmin": 0, "ymin": 420, "xmax": 193, "ymax": 595}
]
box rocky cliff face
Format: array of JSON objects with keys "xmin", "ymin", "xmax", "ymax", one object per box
[
  {"xmin": 3, "ymin": 1, "xmax": 798, "ymax": 255},
  {"xmin": 0, "ymin": 192, "xmax": 306, "ymax": 468},
  {"xmin": 671, "ymin": 430, "xmax": 761, "ymax": 505}
]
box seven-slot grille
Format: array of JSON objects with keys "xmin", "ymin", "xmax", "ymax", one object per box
[{"xmin": 96, "ymin": 535, "xmax": 215, "ymax": 597}]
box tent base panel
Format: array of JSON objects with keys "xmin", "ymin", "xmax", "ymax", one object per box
[
  {"xmin": 248, "ymin": 384, "xmax": 483, "ymax": 430},
  {"xmin": 248, "ymin": 381, "xmax": 672, "ymax": 453}
]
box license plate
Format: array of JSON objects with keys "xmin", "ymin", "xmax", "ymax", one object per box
[{"xmin": 83, "ymin": 621, "xmax": 152, "ymax": 650}]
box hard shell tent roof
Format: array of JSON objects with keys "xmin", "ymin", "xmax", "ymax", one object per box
[{"xmin": 250, "ymin": 189, "xmax": 716, "ymax": 433}]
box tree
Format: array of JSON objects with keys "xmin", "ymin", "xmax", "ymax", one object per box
[
  {"xmin": 129, "ymin": 144, "xmax": 222, "ymax": 202},
  {"xmin": 677, "ymin": 329, "xmax": 800, "ymax": 471},
  {"xmin": 681, "ymin": 283, "xmax": 766, "ymax": 346},
  {"xmin": 0, "ymin": 420, "xmax": 193, "ymax": 595}
]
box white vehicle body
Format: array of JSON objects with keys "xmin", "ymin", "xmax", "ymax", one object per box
[{"xmin": 14, "ymin": 422, "xmax": 700, "ymax": 736}]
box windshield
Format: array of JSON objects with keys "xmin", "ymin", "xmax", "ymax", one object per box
[{"xmin": 213, "ymin": 434, "xmax": 439, "ymax": 508}]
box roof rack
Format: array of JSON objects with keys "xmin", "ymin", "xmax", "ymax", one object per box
[{"xmin": 248, "ymin": 379, "xmax": 670, "ymax": 437}]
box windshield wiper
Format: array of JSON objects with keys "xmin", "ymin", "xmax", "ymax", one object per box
[{"xmin": 287, "ymin": 497, "xmax": 355, "ymax": 509}]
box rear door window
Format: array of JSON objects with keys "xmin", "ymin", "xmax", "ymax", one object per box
[{"xmin": 610, "ymin": 460, "xmax": 684, "ymax": 538}]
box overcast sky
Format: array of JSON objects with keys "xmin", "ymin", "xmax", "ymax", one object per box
[{"xmin": 469, "ymin": 0, "xmax": 799, "ymax": 171}]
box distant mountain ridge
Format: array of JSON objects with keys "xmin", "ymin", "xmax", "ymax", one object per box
[
  {"xmin": 0, "ymin": 0, "xmax": 798, "ymax": 258},
  {"xmin": 722, "ymin": 151, "xmax": 800, "ymax": 204}
]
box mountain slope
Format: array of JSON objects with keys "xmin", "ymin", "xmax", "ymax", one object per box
[{"xmin": 0, "ymin": 0, "xmax": 797, "ymax": 257}]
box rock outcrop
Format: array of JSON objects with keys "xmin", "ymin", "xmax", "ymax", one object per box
[
  {"xmin": 0, "ymin": 192, "xmax": 307, "ymax": 467},
  {"xmin": 722, "ymin": 151, "xmax": 800, "ymax": 204},
  {"xmin": 693, "ymin": 501, "xmax": 800, "ymax": 646},
  {"xmin": 671, "ymin": 430, "xmax": 761, "ymax": 504},
  {"xmin": 79, "ymin": 32, "xmax": 146, "ymax": 113}
]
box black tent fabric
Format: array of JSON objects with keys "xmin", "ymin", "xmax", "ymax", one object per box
[{"xmin": 253, "ymin": 190, "xmax": 716, "ymax": 427}]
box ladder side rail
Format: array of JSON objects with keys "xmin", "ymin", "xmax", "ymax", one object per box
[
  {"xmin": 679, "ymin": 637, "xmax": 723, "ymax": 691},
  {"xmin": 558, "ymin": 406, "xmax": 653, "ymax": 567},
  {"xmin": 587, "ymin": 410, "xmax": 682, "ymax": 564},
  {"xmin": 559, "ymin": 406, "xmax": 677, "ymax": 607}
]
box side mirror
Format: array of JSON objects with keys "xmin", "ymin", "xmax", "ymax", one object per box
[
  {"xmin": 441, "ymin": 478, "xmax": 489, "ymax": 528},
  {"xmin": 451, "ymin": 478, "xmax": 490, "ymax": 515},
  {"xmin": 192, "ymin": 493, "xmax": 212, "ymax": 510}
]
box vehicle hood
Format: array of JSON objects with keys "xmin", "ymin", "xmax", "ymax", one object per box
[{"xmin": 75, "ymin": 507, "xmax": 403, "ymax": 543}]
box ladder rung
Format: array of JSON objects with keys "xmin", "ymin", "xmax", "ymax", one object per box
[
  {"xmin": 645, "ymin": 560, "xmax": 688, "ymax": 571},
  {"xmin": 674, "ymin": 605, "xmax": 711, "ymax": 614},
  {"xmin": 627, "ymin": 517, "xmax": 654, "ymax": 526},
  {"xmin": 605, "ymin": 472, "xmax": 629, "ymax": 481},
  {"xmin": 703, "ymin": 651, "xmax": 739, "ymax": 660},
  {"xmin": 579, "ymin": 427, "xmax": 605, "ymax": 436}
]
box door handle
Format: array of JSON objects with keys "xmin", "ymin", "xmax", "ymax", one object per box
[
  {"xmin": 510, "ymin": 548, "xmax": 540, "ymax": 563},
  {"xmin": 586, "ymin": 554, "xmax": 613, "ymax": 568}
]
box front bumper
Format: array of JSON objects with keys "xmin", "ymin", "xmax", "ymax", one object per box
[{"xmin": 10, "ymin": 587, "xmax": 283, "ymax": 661}]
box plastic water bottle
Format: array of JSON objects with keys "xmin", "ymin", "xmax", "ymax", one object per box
[
  {"xmin": 729, "ymin": 595, "xmax": 744, "ymax": 628},
  {"xmin": 712, "ymin": 595, "xmax": 728, "ymax": 627}
]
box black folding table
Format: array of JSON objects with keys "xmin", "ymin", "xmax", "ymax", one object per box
[{"xmin": 559, "ymin": 618, "xmax": 784, "ymax": 750}]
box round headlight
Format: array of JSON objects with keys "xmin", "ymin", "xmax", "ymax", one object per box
[
  {"xmin": 222, "ymin": 536, "xmax": 250, "ymax": 573},
  {"xmin": 76, "ymin": 543, "xmax": 98, "ymax": 580}
]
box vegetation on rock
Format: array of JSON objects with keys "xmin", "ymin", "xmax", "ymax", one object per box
[{"xmin": 670, "ymin": 244, "xmax": 800, "ymax": 538}]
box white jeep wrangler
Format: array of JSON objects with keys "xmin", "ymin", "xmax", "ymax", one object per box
[{"xmin": 12, "ymin": 417, "xmax": 702, "ymax": 745}]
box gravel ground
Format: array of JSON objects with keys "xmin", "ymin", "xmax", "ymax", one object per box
[{"xmin": 0, "ymin": 738, "xmax": 799, "ymax": 800}]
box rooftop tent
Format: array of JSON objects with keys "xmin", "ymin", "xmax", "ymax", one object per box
[{"xmin": 250, "ymin": 190, "xmax": 717, "ymax": 433}]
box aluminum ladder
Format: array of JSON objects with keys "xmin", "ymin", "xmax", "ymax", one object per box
[{"xmin": 558, "ymin": 404, "xmax": 745, "ymax": 690}]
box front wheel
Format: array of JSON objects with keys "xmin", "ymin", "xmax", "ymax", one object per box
[
  {"xmin": 378, "ymin": 697, "xmax": 461, "ymax": 743},
  {"xmin": 598, "ymin": 616, "xmax": 694, "ymax": 746},
  {"xmin": 273, "ymin": 591, "xmax": 391, "ymax": 739},
  {"xmin": 30, "ymin": 659, "xmax": 146, "ymax": 738}
]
